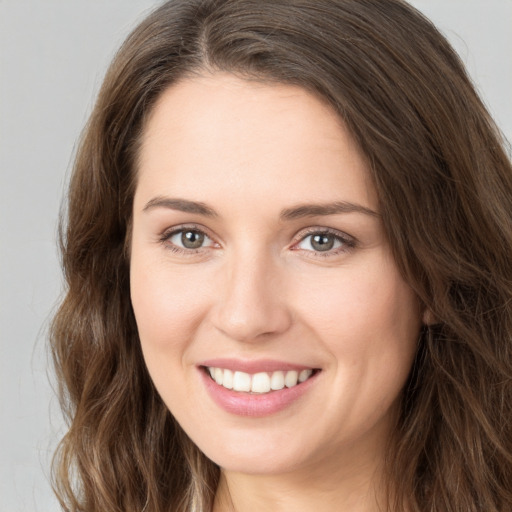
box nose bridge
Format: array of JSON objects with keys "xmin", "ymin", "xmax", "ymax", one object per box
[{"xmin": 213, "ymin": 242, "xmax": 291, "ymax": 342}]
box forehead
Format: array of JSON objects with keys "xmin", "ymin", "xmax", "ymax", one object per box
[{"xmin": 135, "ymin": 72, "xmax": 376, "ymax": 213}]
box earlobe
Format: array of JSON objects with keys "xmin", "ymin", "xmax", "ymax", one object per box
[{"xmin": 422, "ymin": 308, "xmax": 436, "ymax": 326}]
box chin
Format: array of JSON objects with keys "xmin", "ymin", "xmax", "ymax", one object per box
[{"xmin": 188, "ymin": 420, "xmax": 326, "ymax": 476}]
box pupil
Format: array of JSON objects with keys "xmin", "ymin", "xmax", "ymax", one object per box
[
  {"xmin": 311, "ymin": 234, "xmax": 334, "ymax": 251},
  {"xmin": 182, "ymin": 231, "xmax": 204, "ymax": 249}
]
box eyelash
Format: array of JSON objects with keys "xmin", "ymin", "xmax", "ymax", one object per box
[
  {"xmin": 159, "ymin": 224, "xmax": 356, "ymax": 258},
  {"xmin": 159, "ymin": 224, "xmax": 217, "ymax": 255},
  {"xmin": 291, "ymin": 227, "xmax": 356, "ymax": 258}
]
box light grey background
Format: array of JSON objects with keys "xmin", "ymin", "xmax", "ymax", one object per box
[{"xmin": 0, "ymin": 1, "xmax": 510, "ymax": 511}]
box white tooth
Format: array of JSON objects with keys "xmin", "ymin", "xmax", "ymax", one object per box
[
  {"xmin": 233, "ymin": 371, "xmax": 251, "ymax": 392},
  {"xmin": 284, "ymin": 370, "xmax": 298, "ymax": 388},
  {"xmin": 208, "ymin": 367, "xmax": 215, "ymax": 379},
  {"xmin": 298, "ymin": 369, "xmax": 313, "ymax": 383},
  {"xmin": 214, "ymin": 367, "xmax": 223, "ymax": 385},
  {"xmin": 222, "ymin": 369, "xmax": 234, "ymax": 389},
  {"xmin": 251, "ymin": 372, "xmax": 271, "ymax": 393},
  {"xmin": 270, "ymin": 371, "xmax": 285, "ymax": 390}
]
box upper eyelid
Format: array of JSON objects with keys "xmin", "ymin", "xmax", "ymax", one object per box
[
  {"xmin": 292, "ymin": 226, "xmax": 355, "ymax": 243},
  {"xmin": 160, "ymin": 223, "xmax": 216, "ymax": 240}
]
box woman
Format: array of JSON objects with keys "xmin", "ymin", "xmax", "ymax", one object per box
[{"xmin": 51, "ymin": 0, "xmax": 512, "ymax": 511}]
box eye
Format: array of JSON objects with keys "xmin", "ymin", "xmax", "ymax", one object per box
[
  {"xmin": 294, "ymin": 229, "xmax": 355, "ymax": 256},
  {"xmin": 161, "ymin": 226, "xmax": 217, "ymax": 252},
  {"xmin": 171, "ymin": 230, "xmax": 206, "ymax": 249}
]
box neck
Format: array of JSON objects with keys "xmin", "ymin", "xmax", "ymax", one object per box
[{"xmin": 212, "ymin": 453, "xmax": 388, "ymax": 512}]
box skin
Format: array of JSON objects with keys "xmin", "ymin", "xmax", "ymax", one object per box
[{"xmin": 130, "ymin": 73, "xmax": 424, "ymax": 511}]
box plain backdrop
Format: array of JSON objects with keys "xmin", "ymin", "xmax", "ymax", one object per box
[{"xmin": 0, "ymin": 1, "xmax": 510, "ymax": 510}]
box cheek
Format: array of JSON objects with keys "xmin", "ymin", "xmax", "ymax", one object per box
[
  {"xmin": 294, "ymin": 255, "xmax": 420, "ymax": 398},
  {"xmin": 130, "ymin": 257, "xmax": 208, "ymax": 346},
  {"xmin": 129, "ymin": 250, "xmax": 215, "ymax": 406},
  {"xmin": 129, "ymin": 255, "xmax": 212, "ymax": 415},
  {"xmin": 295, "ymin": 263, "xmax": 420, "ymax": 348},
  {"xmin": 305, "ymin": 270, "xmax": 420, "ymax": 438}
]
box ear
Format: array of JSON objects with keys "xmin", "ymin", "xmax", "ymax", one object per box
[{"xmin": 422, "ymin": 308, "xmax": 436, "ymax": 326}]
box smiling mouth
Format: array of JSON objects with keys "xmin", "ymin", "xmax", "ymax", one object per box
[{"xmin": 204, "ymin": 366, "xmax": 320, "ymax": 394}]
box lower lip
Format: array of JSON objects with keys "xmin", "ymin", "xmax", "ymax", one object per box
[{"xmin": 199, "ymin": 368, "xmax": 319, "ymax": 417}]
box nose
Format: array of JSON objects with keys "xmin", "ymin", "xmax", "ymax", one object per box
[{"xmin": 211, "ymin": 252, "xmax": 293, "ymax": 343}]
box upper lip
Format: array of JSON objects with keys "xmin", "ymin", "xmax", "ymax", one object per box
[{"xmin": 199, "ymin": 358, "xmax": 318, "ymax": 374}]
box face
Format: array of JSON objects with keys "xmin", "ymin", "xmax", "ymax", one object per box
[{"xmin": 130, "ymin": 73, "xmax": 422, "ymax": 477}]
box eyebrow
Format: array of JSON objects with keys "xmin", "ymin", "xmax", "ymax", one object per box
[
  {"xmin": 279, "ymin": 201, "xmax": 380, "ymax": 220},
  {"xmin": 143, "ymin": 196, "xmax": 218, "ymax": 217},
  {"xmin": 142, "ymin": 196, "xmax": 379, "ymax": 219}
]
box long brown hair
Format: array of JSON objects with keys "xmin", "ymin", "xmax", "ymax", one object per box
[{"xmin": 51, "ymin": 1, "xmax": 512, "ymax": 510}]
